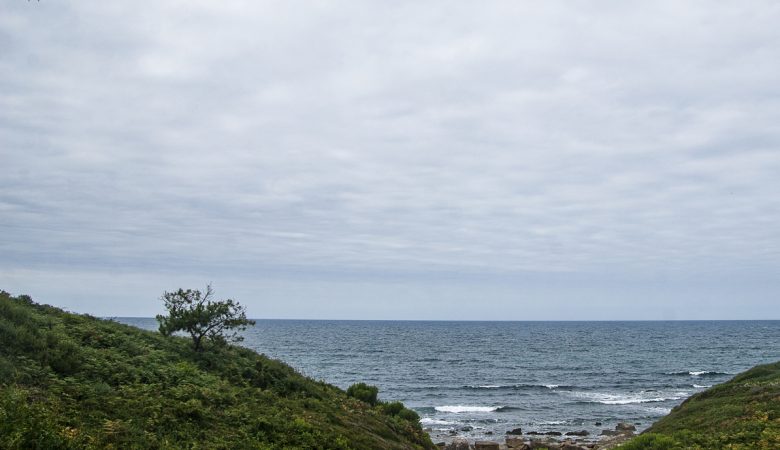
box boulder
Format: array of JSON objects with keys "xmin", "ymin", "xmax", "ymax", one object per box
[
  {"xmin": 615, "ymin": 422, "xmax": 636, "ymax": 432},
  {"xmin": 560, "ymin": 444, "xmax": 588, "ymax": 450},
  {"xmin": 544, "ymin": 431, "xmax": 562, "ymax": 436},
  {"xmin": 507, "ymin": 427, "xmax": 523, "ymax": 435},
  {"xmin": 474, "ymin": 441, "xmax": 500, "ymax": 450},
  {"xmin": 506, "ymin": 437, "xmax": 528, "ymax": 448},
  {"xmin": 594, "ymin": 422, "xmax": 602, "ymax": 426},
  {"xmin": 435, "ymin": 443, "xmax": 446, "ymax": 449},
  {"xmin": 530, "ymin": 439, "xmax": 561, "ymax": 449},
  {"xmin": 461, "ymin": 426, "xmax": 474, "ymax": 432},
  {"xmin": 526, "ymin": 431, "xmax": 542, "ymax": 435},
  {"xmin": 565, "ymin": 430, "xmax": 589, "ymax": 436},
  {"xmin": 445, "ymin": 437, "xmax": 470, "ymax": 450},
  {"xmin": 600, "ymin": 429, "xmax": 620, "ymax": 436}
]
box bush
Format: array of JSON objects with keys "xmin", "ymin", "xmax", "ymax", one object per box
[
  {"xmin": 621, "ymin": 434, "xmax": 680, "ymax": 449},
  {"xmin": 398, "ymin": 408, "xmax": 420, "ymax": 422},
  {"xmin": 346, "ymin": 382, "xmax": 379, "ymax": 406},
  {"xmin": 381, "ymin": 401, "xmax": 405, "ymax": 416}
]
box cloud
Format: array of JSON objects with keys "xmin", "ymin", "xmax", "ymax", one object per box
[{"xmin": 1, "ymin": 1, "xmax": 779, "ymax": 317}]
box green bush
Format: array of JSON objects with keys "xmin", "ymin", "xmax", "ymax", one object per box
[
  {"xmin": 346, "ymin": 382, "xmax": 379, "ymax": 406},
  {"xmin": 621, "ymin": 433, "xmax": 680, "ymax": 449}
]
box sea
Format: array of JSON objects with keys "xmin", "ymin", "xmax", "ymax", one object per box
[{"xmin": 117, "ymin": 319, "xmax": 780, "ymax": 441}]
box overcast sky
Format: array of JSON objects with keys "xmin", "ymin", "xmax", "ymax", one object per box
[{"xmin": 1, "ymin": 1, "xmax": 779, "ymax": 319}]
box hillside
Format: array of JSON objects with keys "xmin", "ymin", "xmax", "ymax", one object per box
[
  {"xmin": 0, "ymin": 291, "xmax": 434, "ymax": 449},
  {"xmin": 622, "ymin": 361, "xmax": 780, "ymax": 449}
]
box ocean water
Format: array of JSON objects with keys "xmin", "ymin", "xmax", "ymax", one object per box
[{"xmin": 118, "ymin": 319, "xmax": 780, "ymax": 441}]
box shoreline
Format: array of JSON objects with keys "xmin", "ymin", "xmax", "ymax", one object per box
[{"xmin": 430, "ymin": 422, "xmax": 639, "ymax": 450}]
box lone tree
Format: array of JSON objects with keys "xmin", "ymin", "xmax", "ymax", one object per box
[{"xmin": 156, "ymin": 285, "xmax": 255, "ymax": 352}]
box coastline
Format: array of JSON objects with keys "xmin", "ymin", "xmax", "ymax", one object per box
[{"xmin": 430, "ymin": 421, "xmax": 638, "ymax": 449}]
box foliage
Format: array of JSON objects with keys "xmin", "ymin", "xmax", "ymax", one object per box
[
  {"xmin": 623, "ymin": 361, "xmax": 780, "ymax": 449},
  {"xmin": 0, "ymin": 291, "xmax": 434, "ymax": 449},
  {"xmin": 156, "ymin": 285, "xmax": 255, "ymax": 352},
  {"xmin": 347, "ymin": 382, "xmax": 379, "ymax": 406}
]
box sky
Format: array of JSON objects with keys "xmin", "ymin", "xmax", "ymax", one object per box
[{"xmin": 1, "ymin": 1, "xmax": 779, "ymax": 320}]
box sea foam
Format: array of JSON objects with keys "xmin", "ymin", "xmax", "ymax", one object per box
[
  {"xmin": 434, "ymin": 405, "xmax": 501, "ymax": 413},
  {"xmin": 572, "ymin": 391, "xmax": 687, "ymax": 405},
  {"xmin": 420, "ymin": 418, "xmax": 456, "ymax": 426}
]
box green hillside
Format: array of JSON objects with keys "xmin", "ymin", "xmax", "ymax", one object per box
[
  {"xmin": 622, "ymin": 361, "xmax": 780, "ymax": 449},
  {"xmin": 0, "ymin": 291, "xmax": 434, "ymax": 449}
]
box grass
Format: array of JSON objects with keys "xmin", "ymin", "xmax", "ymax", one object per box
[
  {"xmin": 621, "ymin": 361, "xmax": 780, "ymax": 449},
  {"xmin": 0, "ymin": 291, "xmax": 434, "ymax": 449}
]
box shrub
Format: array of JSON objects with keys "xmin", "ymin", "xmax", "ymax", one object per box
[{"xmin": 346, "ymin": 382, "xmax": 379, "ymax": 406}]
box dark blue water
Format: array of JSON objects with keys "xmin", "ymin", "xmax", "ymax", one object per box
[{"xmin": 118, "ymin": 319, "xmax": 780, "ymax": 441}]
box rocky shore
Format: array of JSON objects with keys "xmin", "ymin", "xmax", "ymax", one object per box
[{"xmin": 432, "ymin": 422, "xmax": 638, "ymax": 450}]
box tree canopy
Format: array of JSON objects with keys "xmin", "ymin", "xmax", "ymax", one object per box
[{"xmin": 156, "ymin": 285, "xmax": 255, "ymax": 351}]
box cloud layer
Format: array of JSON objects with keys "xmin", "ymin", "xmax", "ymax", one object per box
[{"xmin": 2, "ymin": 1, "xmax": 779, "ymax": 317}]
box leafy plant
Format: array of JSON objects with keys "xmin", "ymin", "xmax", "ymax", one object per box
[{"xmin": 346, "ymin": 382, "xmax": 379, "ymax": 406}]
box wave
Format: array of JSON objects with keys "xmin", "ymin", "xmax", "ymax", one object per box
[
  {"xmin": 434, "ymin": 405, "xmax": 502, "ymax": 413},
  {"xmin": 571, "ymin": 391, "xmax": 688, "ymax": 405},
  {"xmin": 666, "ymin": 371, "xmax": 730, "ymax": 377},
  {"xmin": 495, "ymin": 406, "xmax": 521, "ymax": 412},
  {"xmin": 692, "ymin": 384, "xmax": 712, "ymax": 388},
  {"xmin": 462, "ymin": 383, "xmax": 573, "ymax": 391},
  {"xmin": 420, "ymin": 418, "xmax": 456, "ymax": 426}
]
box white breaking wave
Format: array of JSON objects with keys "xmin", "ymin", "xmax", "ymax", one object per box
[
  {"xmin": 434, "ymin": 405, "xmax": 501, "ymax": 413},
  {"xmin": 420, "ymin": 418, "xmax": 456, "ymax": 425},
  {"xmin": 479, "ymin": 385, "xmax": 501, "ymax": 389},
  {"xmin": 544, "ymin": 384, "xmax": 559, "ymax": 389},
  {"xmin": 693, "ymin": 384, "xmax": 712, "ymax": 388},
  {"xmin": 689, "ymin": 371, "xmax": 708, "ymax": 376},
  {"xmin": 644, "ymin": 406, "xmax": 673, "ymax": 415},
  {"xmin": 572, "ymin": 391, "xmax": 687, "ymax": 405}
]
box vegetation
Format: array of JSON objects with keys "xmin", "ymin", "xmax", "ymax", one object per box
[
  {"xmin": 346, "ymin": 382, "xmax": 379, "ymax": 406},
  {"xmin": 0, "ymin": 291, "xmax": 434, "ymax": 449},
  {"xmin": 156, "ymin": 285, "xmax": 254, "ymax": 352},
  {"xmin": 622, "ymin": 361, "xmax": 780, "ymax": 449}
]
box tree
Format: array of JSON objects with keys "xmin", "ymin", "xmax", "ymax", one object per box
[{"xmin": 156, "ymin": 285, "xmax": 255, "ymax": 352}]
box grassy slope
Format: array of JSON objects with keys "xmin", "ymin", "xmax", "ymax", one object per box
[
  {"xmin": 0, "ymin": 292, "xmax": 434, "ymax": 450},
  {"xmin": 622, "ymin": 361, "xmax": 780, "ymax": 449}
]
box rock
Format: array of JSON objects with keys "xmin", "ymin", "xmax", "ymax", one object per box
[
  {"xmin": 526, "ymin": 431, "xmax": 542, "ymax": 435},
  {"xmin": 435, "ymin": 442, "xmax": 446, "ymax": 449},
  {"xmin": 615, "ymin": 422, "xmax": 636, "ymax": 432},
  {"xmin": 544, "ymin": 431, "xmax": 562, "ymax": 436},
  {"xmin": 424, "ymin": 427, "xmax": 433, "ymax": 432},
  {"xmin": 530, "ymin": 439, "xmax": 561, "ymax": 449},
  {"xmin": 560, "ymin": 444, "xmax": 588, "ymax": 450},
  {"xmin": 565, "ymin": 430, "xmax": 589, "ymax": 436},
  {"xmin": 506, "ymin": 437, "xmax": 527, "ymax": 448},
  {"xmin": 600, "ymin": 429, "xmax": 620, "ymax": 436},
  {"xmin": 445, "ymin": 437, "xmax": 470, "ymax": 450},
  {"xmin": 474, "ymin": 441, "xmax": 500, "ymax": 450},
  {"xmin": 460, "ymin": 426, "xmax": 474, "ymax": 432},
  {"xmin": 485, "ymin": 431, "xmax": 493, "ymax": 435},
  {"xmin": 594, "ymin": 422, "xmax": 602, "ymax": 426},
  {"xmin": 507, "ymin": 427, "xmax": 523, "ymax": 435}
]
